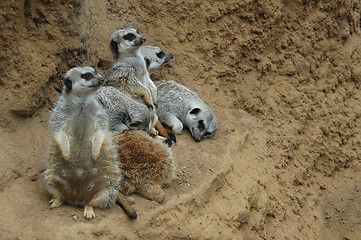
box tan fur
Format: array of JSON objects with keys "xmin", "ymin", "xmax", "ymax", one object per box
[{"xmin": 113, "ymin": 130, "xmax": 175, "ymax": 203}]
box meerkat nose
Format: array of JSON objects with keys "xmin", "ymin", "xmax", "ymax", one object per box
[{"xmin": 141, "ymin": 37, "xmax": 146, "ymax": 43}]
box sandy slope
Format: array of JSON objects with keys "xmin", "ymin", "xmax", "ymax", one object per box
[{"xmin": 1, "ymin": 0, "xmax": 361, "ymax": 239}]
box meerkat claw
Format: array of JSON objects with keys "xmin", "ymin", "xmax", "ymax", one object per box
[
  {"xmin": 62, "ymin": 157, "xmax": 70, "ymax": 165},
  {"xmin": 91, "ymin": 157, "xmax": 99, "ymax": 164},
  {"xmin": 49, "ymin": 199, "xmax": 63, "ymax": 209}
]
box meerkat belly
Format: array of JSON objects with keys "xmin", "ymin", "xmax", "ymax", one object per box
[{"xmin": 53, "ymin": 161, "xmax": 108, "ymax": 206}]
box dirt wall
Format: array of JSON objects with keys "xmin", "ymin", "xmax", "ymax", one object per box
[{"xmin": 0, "ymin": 0, "xmax": 361, "ymax": 239}]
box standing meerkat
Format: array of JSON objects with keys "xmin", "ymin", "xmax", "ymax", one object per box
[
  {"xmin": 140, "ymin": 45, "xmax": 174, "ymax": 76},
  {"xmin": 104, "ymin": 28, "xmax": 158, "ymax": 136},
  {"xmin": 44, "ymin": 67, "xmax": 136, "ymax": 219},
  {"xmin": 155, "ymin": 80, "xmax": 218, "ymax": 142},
  {"xmin": 113, "ymin": 130, "xmax": 175, "ymax": 203},
  {"xmin": 104, "ymin": 28, "xmax": 175, "ymax": 145}
]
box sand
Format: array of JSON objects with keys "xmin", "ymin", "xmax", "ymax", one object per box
[{"xmin": 0, "ymin": 0, "xmax": 360, "ymax": 239}]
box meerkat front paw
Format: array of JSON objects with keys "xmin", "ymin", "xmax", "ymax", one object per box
[
  {"xmin": 49, "ymin": 199, "xmax": 63, "ymax": 209},
  {"xmin": 83, "ymin": 205, "xmax": 96, "ymax": 220},
  {"xmin": 149, "ymin": 127, "xmax": 158, "ymax": 137},
  {"xmin": 91, "ymin": 131, "xmax": 107, "ymax": 164},
  {"xmin": 54, "ymin": 131, "xmax": 71, "ymax": 164}
]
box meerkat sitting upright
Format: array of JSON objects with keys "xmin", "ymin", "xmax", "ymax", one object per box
[
  {"xmin": 44, "ymin": 66, "xmax": 136, "ymax": 219},
  {"xmin": 140, "ymin": 45, "xmax": 174, "ymax": 76},
  {"xmin": 155, "ymin": 80, "xmax": 218, "ymax": 142},
  {"xmin": 104, "ymin": 28, "xmax": 158, "ymax": 135},
  {"xmin": 113, "ymin": 130, "xmax": 175, "ymax": 204},
  {"xmin": 104, "ymin": 28, "xmax": 175, "ymax": 145}
]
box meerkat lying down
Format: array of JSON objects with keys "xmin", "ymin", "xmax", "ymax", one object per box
[
  {"xmin": 44, "ymin": 67, "xmax": 136, "ymax": 220},
  {"xmin": 113, "ymin": 130, "xmax": 175, "ymax": 204},
  {"xmin": 155, "ymin": 80, "xmax": 217, "ymax": 142},
  {"xmin": 139, "ymin": 45, "xmax": 217, "ymax": 141},
  {"xmin": 140, "ymin": 45, "xmax": 174, "ymax": 76}
]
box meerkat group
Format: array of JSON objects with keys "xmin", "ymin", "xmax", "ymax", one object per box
[{"xmin": 44, "ymin": 27, "xmax": 217, "ymax": 220}]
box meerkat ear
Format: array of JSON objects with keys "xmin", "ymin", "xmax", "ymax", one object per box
[
  {"xmin": 190, "ymin": 108, "xmax": 201, "ymax": 114},
  {"xmin": 144, "ymin": 58, "xmax": 150, "ymax": 68},
  {"xmin": 64, "ymin": 77, "xmax": 72, "ymax": 91},
  {"xmin": 110, "ymin": 40, "xmax": 118, "ymax": 52}
]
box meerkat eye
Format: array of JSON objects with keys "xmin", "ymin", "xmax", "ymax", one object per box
[
  {"xmin": 124, "ymin": 33, "xmax": 136, "ymax": 41},
  {"xmin": 197, "ymin": 120, "xmax": 205, "ymax": 131},
  {"xmin": 190, "ymin": 108, "xmax": 201, "ymax": 114},
  {"xmin": 156, "ymin": 51, "xmax": 165, "ymax": 59},
  {"xmin": 87, "ymin": 183, "xmax": 94, "ymax": 191},
  {"xmin": 81, "ymin": 72, "xmax": 93, "ymax": 80}
]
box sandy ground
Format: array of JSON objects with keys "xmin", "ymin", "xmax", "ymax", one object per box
[{"xmin": 1, "ymin": 0, "xmax": 361, "ymax": 239}]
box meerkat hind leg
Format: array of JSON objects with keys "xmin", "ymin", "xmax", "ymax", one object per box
[
  {"xmin": 116, "ymin": 192, "xmax": 137, "ymax": 219},
  {"xmin": 159, "ymin": 114, "xmax": 184, "ymax": 135},
  {"xmin": 137, "ymin": 183, "xmax": 166, "ymax": 204}
]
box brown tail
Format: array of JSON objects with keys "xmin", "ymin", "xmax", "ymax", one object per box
[
  {"xmin": 155, "ymin": 121, "xmax": 176, "ymax": 147},
  {"xmin": 116, "ymin": 192, "xmax": 137, "ymax": 219}
]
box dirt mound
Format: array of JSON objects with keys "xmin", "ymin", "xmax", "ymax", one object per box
[{"xmin": 0, "ymin": 0, "xmax": 360, "ymax": 239}]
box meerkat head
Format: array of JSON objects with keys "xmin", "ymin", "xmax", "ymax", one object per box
[
  {"xmin": 109, "ymin": 28, "xmax": 146, "ymax": 59},
  {"xmin": 185, "ymin": 106, "xmax": 218, "ymax": 142},
  {"xmin": 125, "ymin": 104, "xmax": 150, "ymax": 132},
  {"xmin": 140, "ymin": 46, "xmax": 174, "ymax": 75},
  {"xmin": 64, "ymin": 66, "xmax": 102, "ymax": 96}
]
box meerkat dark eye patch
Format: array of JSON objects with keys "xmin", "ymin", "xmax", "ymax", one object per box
[
  {"xmin": 64, "ymin": 77, "xmax": 72, "ymax": 90},
  {"xmin": 81, "ymin": 72, "xmax": 93, "ymax": 80},
  {"xmin": 197, "ymin": 120, "xmax": 205, "ymax": 131},
  {"xmin": 190, "ymin": 108, "xmax": 201, "ymax": 114},
  {"xmin": 156, "ymin": 51, "xmax": 165, "ymax": 59},
  {"xmin": 145, "ymin": 58, "xmax": 150, "ymax": 68},
  {"xmin": 124, "ymin": 33, "xmax": 136, "ymax": 41},
  {"xmin": 129, "ymin": 121, "xmax": 142, "ymax": 128}
]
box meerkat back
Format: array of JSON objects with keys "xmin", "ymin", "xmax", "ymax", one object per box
[{"xmin": 113, "ymin": 130, "xmax": 175, "ymax": 204}]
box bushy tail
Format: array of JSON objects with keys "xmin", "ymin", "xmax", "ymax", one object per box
[{"xmin": 116, "ymin": 192, "xmax": 138, "ymax": 219}]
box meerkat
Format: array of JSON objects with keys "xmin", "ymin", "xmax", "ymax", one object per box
[
  {"xmin": 104, "ymin": 28, "xmax": 175, "ymax": 145},
  {"xmin": 104, "ymin": 28, "xmax": 158, "ymax": 135},
  {"xmin": 155, "ymin": 80, "xmax": 218, "ymax": 142},
  {"xmin": 113, "ymin": 130, "xmax": 175, "ymax": 204},
  {"xmin": 96, "ymin": 86, "xmax": 150, "ymax": 133},
  {"xmin": 140, "ymin": 45, "xmax": 174, "ymax": 76},
  {"xmin": 44, "ymin": 66, "xmax": 137, "ymax": 219}
]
